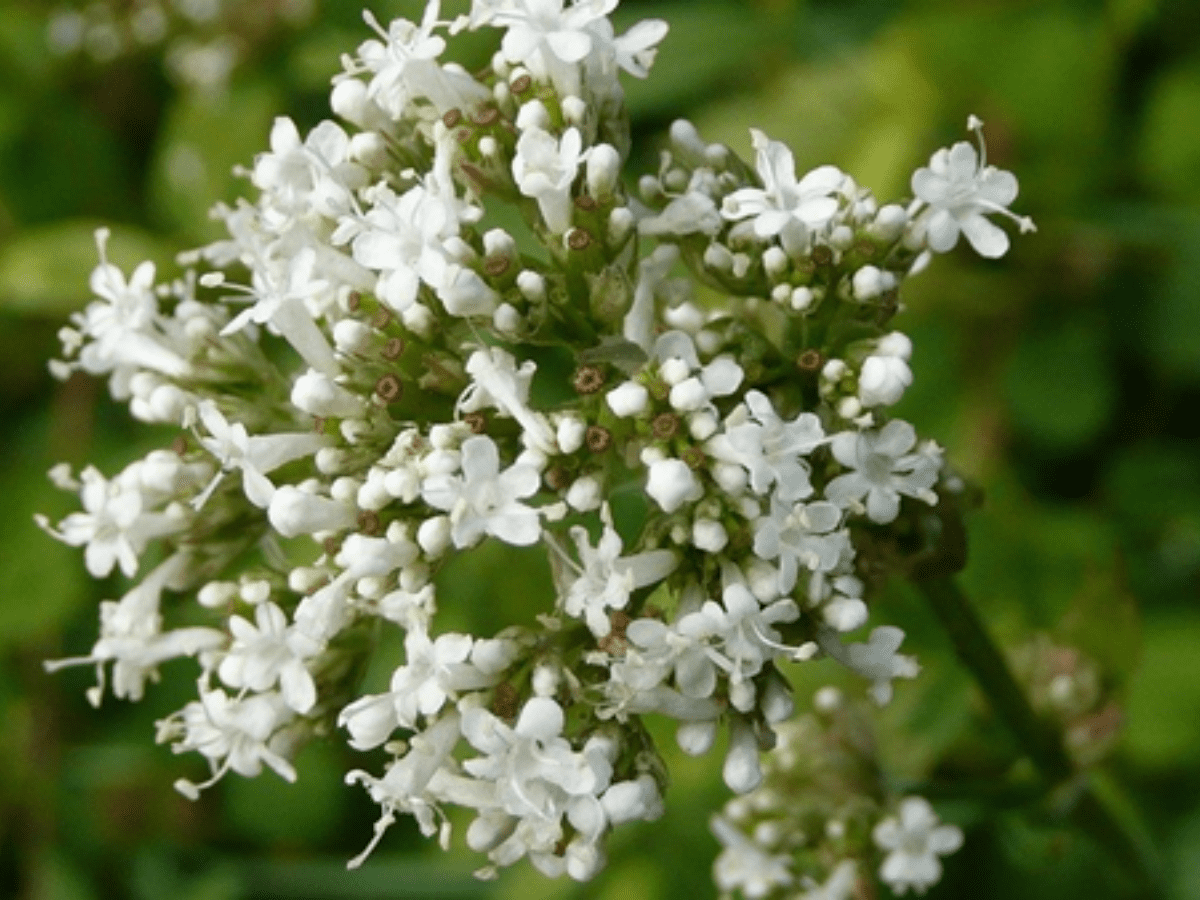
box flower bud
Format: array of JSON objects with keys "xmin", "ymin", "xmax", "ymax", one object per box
[
  {"xmin": 646, "ymin": 458, "xmax": 702, "ymax": 513},
  {"xmin": 605, "ymin": 381, "xmax": 649, "ymax": 417}
]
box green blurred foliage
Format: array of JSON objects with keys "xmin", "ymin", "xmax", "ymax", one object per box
[{"xmin": 2, "ymin": 0, "xmax": 1199, "ymax": 898}]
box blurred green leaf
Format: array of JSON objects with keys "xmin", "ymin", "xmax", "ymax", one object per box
[
  {"xmin": 0, "ymin": 414, "xmax": 86, "ymax": 649},
  {"xmin": 0, "ymin": 219, "xmax": 175, "ymax": 316},
  {"xmin": 27, "ymin": 851, "xmax": 98, "ymax": 900},
  {"xmin": 1003, "ymin": 319, "xmax": 1114, "ymax": 448},
  {"xmin": 241, "ymin": 855, "xmax": 490, "ymax": 899},
  {"xmin": 618, "ymin": 2, "xmax": 788, "ymax": 121},
  {"xmin": 1148, "ymin": 236, "xmax": 1200, "ymax": 381},
  {"xmin": 1139, "ymin": 62, "xmax": 1200, "ymax": 204},
  {"xmin": 149, "ymin": 81, "xmax": 281, "ymax": 239},
  {"xmin": 222, "ymin": 741, "xmax": 348, "ymax": 847},
  {"xmin": 1103, "ymin": 442, "xmax": 1200, "ymax": 526},
  {"xmin": 1122, "ymin": 611, "xmax": 1200, "ymax": 768}
]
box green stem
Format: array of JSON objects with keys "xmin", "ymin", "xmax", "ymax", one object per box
[{"xmin": 913, "ymin": 576, "xmax": 1167, "ymax": 895}]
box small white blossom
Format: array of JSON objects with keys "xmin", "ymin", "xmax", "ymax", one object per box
[
  {"xmin": 873, "ymin": 797, "xmax": 963, "ymax": 895},
  {"xmin": 911, "ymin": 117, "xmax": 1034, "ymax": 258},
  {"xmin": 825, "ymin": 421, "xmax": 941, "ymax": 523},
  {"xmin": 722, "ymin": 129, "xmax": 844, "ymax": 239}
]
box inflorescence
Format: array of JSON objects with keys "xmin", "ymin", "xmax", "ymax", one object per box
[{"xmin": 40, "ymin": 1, "xmax": 1032, "ymax": 894}]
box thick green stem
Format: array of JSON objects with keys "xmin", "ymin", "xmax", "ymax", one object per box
[{"xmin": 913, "ymin": 576, "xmax": 1166, "ymax": 895}]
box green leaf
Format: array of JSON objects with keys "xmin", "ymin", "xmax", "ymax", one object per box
[
  {"xmin": 1003, "ymin": 318, "xmax": 1114, "ymax": 448},
  {"xmin": 617, "ymin": 2, "xmax": 788, "ymax": 122},
  {"xmin": 1122, "ymin": 611, "xmax": 1200, "ymax": 768},
  {"xmin": 1139, "ymin": 62, "xmax": 1200, "ymax": 204},
  {"xmin": 149, "ymin": 81, "xmax": 281, "ymax": 240},
  {"xmin": 221, "ymin": 740, "xmax": 348, "ymax": 847},
  {"xmin": 1148, "ymin": 236, "xmax": 1200, "ymax": 381},
  {"xmin": 0, "ymin": 413, "xmax": 87, "ymax": 649},
  {"xmin": 0, "ymin": 219, "xmax": 175, "ymax": 317}
]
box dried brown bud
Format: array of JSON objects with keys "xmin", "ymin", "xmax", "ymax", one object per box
[
  {"xmin": 572, "ymin": 365, "xmax": 606, "ymax": 394},
  {"xmin": 585, "ymin": 425, "xmax": 612, "ymax": 452},
  {"xmin": 171, "ymin": 434, "xmax": 188, "ymax": 456},
  {"xmin": 357, "ymin": 510, "xmax": 381, "ymax": 536},
  {"xmin": 510, "ymin": 74, "xmax": 532, "ymax": 94},
  {"xmin": 382, "ymin": 337, "xmax": 405, "ymax": 361},
  {"xmin": 471, "ymin": 106, "xmax": 500, "ymax": 127},
  {"xmin": 484, "ymin": 254, "xmax": 510, "ymax": 277},
  {"xmin": 375, "ymin": 373, "xmax": 403, "ymax": 404},
  {"xmin": 797, "ymin": 348, "xmax": 824, "ymax": 373},
  {"xmin": 811, "ymin": 245, "xmax": 834, "ymax": 267},
  {"xmin": 371, "ymin": 308, "xmax": 393, "ymax": 331},
  {"xmin": 347, "ymin": 291, "xmax": 362, "ymax": 312},
  {"xmin": 463, "ymin": 411, "xmax": 487, "ymax": 434},
  {"xmin": 442, "ymin": 108, "xmax": 463, "ymax": 128},
  {"xmin": 681, "ymin": 446, "xmax": 706, "ymax": 470},
  {"xmin": 652, "ymin": 412, "xmax": 680, "ymax": 440},
  {"xmin": 567, "ymin": 228, "xmax": 593, "ymax": 251},
  {"xmin": 574, "ymin": 194, "xmax": 598, "ymax": 212},
  {"xmin": 492, "ymin": 681, "xmax": 519, "ymax": 720},
  {"xmin": 545, "ymin": 466, "xmax": 571, "ymax": 491}
]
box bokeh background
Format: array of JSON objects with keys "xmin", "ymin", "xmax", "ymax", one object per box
[{"xmin": 2, "ymin": 0, "xmax": 1199, "ymax": 897}]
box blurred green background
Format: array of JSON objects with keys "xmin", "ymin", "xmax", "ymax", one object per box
[{"xmin": 2, "ymin": 0, "xmax": 1199, "ymax": 897}]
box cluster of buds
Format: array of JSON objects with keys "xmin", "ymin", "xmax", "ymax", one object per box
[{"xmin": 40, "ymin": 0, "xmax": 1032, "ymax": 890}]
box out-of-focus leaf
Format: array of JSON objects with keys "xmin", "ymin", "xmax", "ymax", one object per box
[
  {"xmin": 0, "ymin": 414, "xmax": 86, "ymax": 649},
  {"xmin": 149, "ymin": 81, "xmax": 280, "ymax": 239},
  {"xmin": 222, "ymin": 741, "xmax": 348, "ymax": 846},
  {"xmin": 0, "ymin": 219, "xmax": 175, "ymax": 316},
  {"xmin": 28, "ymin": 852, "xmax": 99, "ymax": 900},
  {"xmin": 1169, "ymin": 809, "xmax": 1200, "ymax": 900},
  {"xmin": 618, "ymin": 2, "xmax": 788, "ymax": 121},
  {"xmin": 131, "ymin": 850, "xmax": 243, "ymax": 900},
  {"xmin": 1122, "ymin": 611, "xmax": 1200, "ymax": 768},
  {"xmin": 1103, "ymin": 442, "xmax": 1200, "ymax": 526},
  {"xmin": 1139, "ymin": 63, "xmax": 1200, "ymax": 204},
  {"xmin": 1003, "ymin": 318, "xmax": 1114, "ymax": 448},
  {"xmin": 241, "ymin": 855, "xmax": 490, "ymax": 899},
  {"xmin": 696, "ymin": 27, "xmax": 939, "ymax": 198},
  {"xmin": 1148, "ymin": 236, "xmax": 1200, "ymax": 381}
]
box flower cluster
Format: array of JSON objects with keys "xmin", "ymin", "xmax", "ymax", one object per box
[
  {"xmin": 710, "ymin": 688, "xmax": 963, "ymax": 899},
  {"xmin": 41, "ymin": 0, "xmax": 1030, "ymax": 889}
]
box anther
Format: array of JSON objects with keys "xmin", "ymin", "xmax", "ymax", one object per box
[
  {"xmin": 347, "ymin": 291, "xmax": 362, "ymax": 312},
  {"xmin": 171, "ymin": 435, "xmax": 188, "ymax": 456},
  {"xmin": 442, "ymin": 108, "xmax": 463, "ymax": 128}
]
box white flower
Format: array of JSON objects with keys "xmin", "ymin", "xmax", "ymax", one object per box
[
  {"xmin": 819, "ymin": 625, "xmax": 920, "ymax": 705},
  {"xmin": 195, "ymin": 401, "xmax": 329, "ymax": 509},
  {"xmin": 36, "ymin": 464, "xmax": 183, "ymax": 578},
  {"xmin": 219, "ymin": 248, "xmax": 339, "ymax": 376},
  {"xmin": 162, "ymin": 687, "xmax": 297, "ymax": 798},
  {"xmin": 421, "ymin": 435, "xmax": 542, "ymax": 547},
  {"xmin": 559, "ymin": 507, "xmax": 677, "ymax": 635},
  {"xmin": 44, "ymin": 555, "xmax": 223, "ymax": 706},
  {"xmin": 752, "ymin": 497, "xmax": 848, "ymax": 595},
  {"xmin": 218, "ymin": 601, "xmax": 322, "ymax": 714},
  {"xmin": 825, "ymin": 421, "xmax": 941, "ymax": 524},
  {"xmin": 911, "ymin": 117, "xmax": 1034, "ymax": 258},
  {"xmin": 513, "ymin": 126, "xmax": 587, "ymax": 234},
  {"xmin": 252, "ymin": 117, "xmax": 365, "ymax": 225},
  {"xmin": 710, "ymin": 814, "xmax": 794, "ymax": 897},
  {"xmin": 873, "ymin": 796, "xmax": 963, "ymax": 895},
  {"xmin": 349, "ymin": 183, "xmax": 456, "ymax": 313},
  {"xmin": 722, "ymin": 129, "xmax": 844, "ymax": 238},
  {"xmin": 348, "ymin": 5, "xmax": 489, "ymax": 116},
  {"xmin": 798, "ymin": 860, "xmax": 858, "ymax": 900},
  {"xmin": 460, "ymin": 348, "xmax": 555, "ymax": 453},
  {"xmin": 713, "ymin": 390, "xmax": 825, "ymax": 501}
]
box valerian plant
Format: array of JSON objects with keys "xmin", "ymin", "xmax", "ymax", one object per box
[{"xmin": 41, "ymin": 1, "xmax": 1085, "ymax": 896}]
